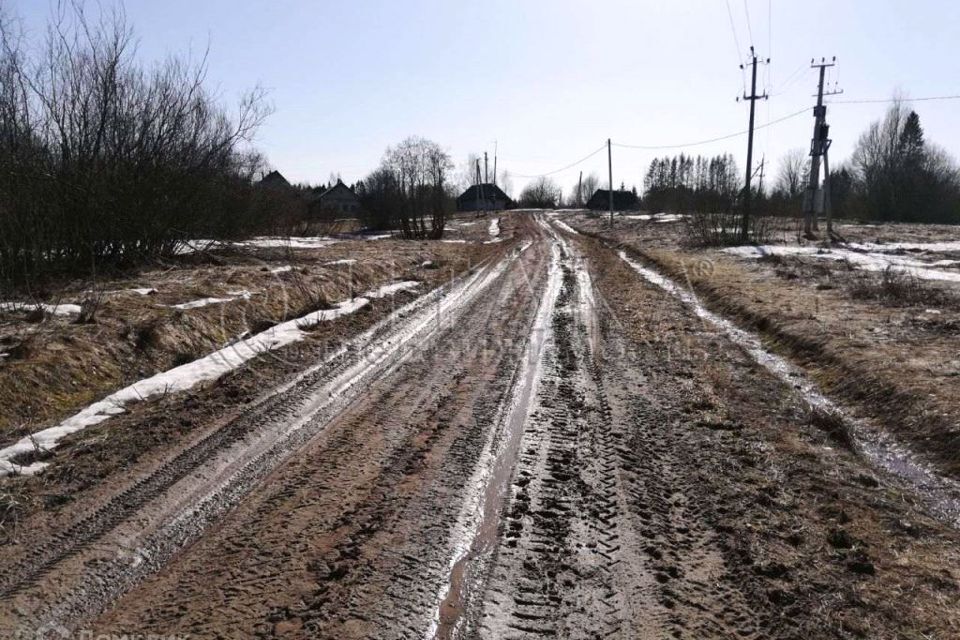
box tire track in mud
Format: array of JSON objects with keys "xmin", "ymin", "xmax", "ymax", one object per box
[
  {"xmin": 0, "ymin": 238, "xmax": 538, "ymax": 635},
  {"xmin": 459, "ymin": 224, "xmax": 761, "ymax": 639},
  {"xmin": 74, "ymin": 223, "xmax": 557, "ymax": 638}
]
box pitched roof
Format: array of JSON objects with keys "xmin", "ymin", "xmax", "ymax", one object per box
[
  {"xmin": 259, "ymin": 170, "xmax": 291, "ymax": 189},
  {"xmin": 457, "ymin": 183, "xmax": 512, "ymax": 203},
  {"xmin": 586, "ymin": 189, "xmax": 639, "ymax": 210},
  {"xmin": 319, "ymin": 179, "xmax": 358, "ymax": 200}
]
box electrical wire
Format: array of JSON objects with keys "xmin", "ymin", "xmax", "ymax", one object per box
[
  {"xmin": 509, "ymin": 143, "xmax": 608, "ymax": 179},
  {"xmin": 767, "ymin": 62, "xmax": 808, "ymax": 96},
  {"xmin": 611, "ymin": 108, "xmax": 808, "ymax": 151},
  {"xmin": 743, "ymin": 0, "xmax": 755, "ymax": 48},
  {"xmin": 724, "ymin": 0, "xmax": 748, "ymax": 92},
  {"xmin": 827, "ymin": 94, "xmax": 960, "ymax": 104}
]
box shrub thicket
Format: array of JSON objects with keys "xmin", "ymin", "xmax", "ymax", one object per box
[{"xmin": 0, "ymin": 4, "xmax": 274, "ymax": 286}]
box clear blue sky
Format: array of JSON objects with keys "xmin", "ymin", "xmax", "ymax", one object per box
[{"xmin": 13, "ymin": 0, "xmax": 960, "ymax": 195}]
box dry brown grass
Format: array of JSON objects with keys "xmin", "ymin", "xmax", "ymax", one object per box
[
  {"xmin": 0, "ymin": 235, "xmax": 506, "ymax": 444},
  {"xmin": 847, "ymin": 267, "xmax": 958, "ymax": 308}
]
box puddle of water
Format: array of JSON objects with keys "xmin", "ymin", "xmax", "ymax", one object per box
[{"xmin": 619, "ymin": 250, "xmax": 960, "ymax": 527}]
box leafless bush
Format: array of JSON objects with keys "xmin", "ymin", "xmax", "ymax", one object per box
[
  {"xmin": 847, "ymin": 267, "xmax": 957, "ymax": 308},
  {"xmin": 360, "ymin": 136, "xmax": 454, "ymax": 238},
  {"xmin": 683, "ymin": 209, "xmax": 783, "ymax": 247},
  {"xmin": 75, "ymin": 285, "xmax": 106, "ymax": 324},
  {"xmin": 0, "ymin": 2, "xmax": 273, "ymax": 286}
]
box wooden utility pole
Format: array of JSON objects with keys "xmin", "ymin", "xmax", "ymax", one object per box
[
  {"xmin": 607, "ymin": 138, "xmax": 613, "ymax": 226},
  {"xmin": 475, "ymin": 159, "xmax": 484, "ymax": 212},
  {"xmin": 484, "ymin": 152, "xmax": 489, "ymax": 184},
  {"xmin": 493, "ymin": 140, "xmax": 498, "ymax": 187},
  {"xmin": 740, "ymin": 46, "xmax": 768, "ymax": 242},
  {"xmin": 577, "ymin": 171, "xmax": 583, "ymax": 208},
  {"xmin": 802, "ymin": 57, "xmax": 842, "ymax": 239}
]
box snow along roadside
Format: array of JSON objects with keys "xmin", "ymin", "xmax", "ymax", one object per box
[
  {"xmin": 619, "ymin": 250, "xmax": 960, "ymax": 526},
  {"xmin": 0, "ymin": 281, "xmax": 420, "ymax": 476}
]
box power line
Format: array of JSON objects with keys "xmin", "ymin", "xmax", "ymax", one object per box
[
  {"xmin": 743, "ymin": 0, "xmax": 755, "ymax": 47},
  {"xmin": 611, "ymin": 108, "xmax": 806, "ymax": 150},
  {"xmin": 827, "ymin": 94, "xmax": 960, "ymax": 104},
  {"xmin": 724, "ymin": 0, "xmax": 747, "ymax": 91},
  {"xmin": 509, "ymin": 143, "xmax": 607, "ymax": 179}
]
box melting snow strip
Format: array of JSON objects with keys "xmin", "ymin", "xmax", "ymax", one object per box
[
  {"xmin": 723, "ymin": 245, "xmax": 960, "ymax": 282},
  {"xmin": 845, "ymin": 240, "xmax": 960, "ymax": 254},
  {"xmin": 0, "ymin": 282, "xmax": 420, "ymax": 476},
  {"xmin": 488, "ymin": 218, "xmax": 501, "ymax": 237},
  {"xmin": 619, "ymin": 250, "xmax": 960, "ymax": 526},
  {"xmin": 554, "ymin": 220, "xmax": 580, "ymax": 235},
  {"xmin": 169, "ymin": 291, "xmax": 254, "ymax": 310},
  {"xmin": 0, "ymin": 302, "xmax": 82, "ymax": 316}
]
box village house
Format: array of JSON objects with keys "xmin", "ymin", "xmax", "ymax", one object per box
[
  {"xmin": 586, "ymin": 188, "xmax": 640, "ymax": 211},
  {"xmin": 456, "ymin": 183, "xmax": 512, "ymax": 212},
  {"xmin": 258, "ymin": 170, "xmax": 293, "ymax": 190},
  {"xmin": 316, "ymin": 179, "xmax": 362, "ymax": 216}
]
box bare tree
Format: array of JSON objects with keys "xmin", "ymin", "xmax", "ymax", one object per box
[
  {"xmin": 775, "ymin": 149, "xmax": 808, "ymax": 199},
  {"xmin": 519, "ymin": 177, "xmax": 561, "ymax": 208},
  {"xmin": 498, "ymin": 170, "xmax": 514, "ymax": 198},
  {"xmin": 0, "ymin": 1, "xmax": 273, "ymax": 284},
  {"xmin": 456, "ymin": 153, "xmax": 480, "ymax": 192},
  {"xmin": 852, "ymin": 98, "xmax": 960, "ymax": 222},
  {"xmin": 580, "ymin": 173, "xmax": 600, "ymax": 205},
  {"xmin": 366, "ymin": 136, "xmax": 453, "ymax": 238}
]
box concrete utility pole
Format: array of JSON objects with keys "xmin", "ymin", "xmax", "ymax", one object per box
[
  {"xmin": 739, "ymin": 46, "xmax": 768, "ymax": 242},
  {"xmin": 757, "ymin": 155, "xmax": 766, "ymax": 197},
  {"xmin": 607, "ymin": 138, "xmax": 613, "ymax": 226},
  {"xmin": 802, "ymin": 57, "xmax": 842, "ymax": 239},
  {"xmin": 492, "ymin": 140, "xmax": 498, "ymax": 187},
  {"xmin": 577, "ymin": 171, "xmax": 583, "ymax": 208},
  {"xmin": 484, "ymin": 152, "xmax": 489, "ymax": 185}
]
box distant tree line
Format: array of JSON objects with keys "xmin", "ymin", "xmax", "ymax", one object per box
[
  {"xmin": 643, "ymin": 154, "xmax": 741, "ymax": 213},
  {"xmin": 770, "ymin": 102, "xmax": 960, "ymax": 224},
  {"xmin": 0, "ymin": 3, "xmax": 275, "ymax": 285}
]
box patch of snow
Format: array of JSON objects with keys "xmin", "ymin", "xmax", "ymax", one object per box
[
  {"xmin": 362, "ymin": 233, "xmax": 393, "ymax": 241},
  {"xmin": 325, "ymin": 259, "xmax": 357, "ymax": 266},
  {"xmin": 234, "ymin": 236, "xmax": 339, "ymax": 250},
  {"xmin": 421, "ymin": 261, "xmax": 435, "ymax": 268},
  {"xmin": 925, "ymin": 309, "xmax": 942, "ymax": 314},
  {"xmin": 488, "ymin": 218, "xmax": 501, "ymax": 237},
  {"xmin": 363, "ymin": 281, "xmax": 420, "ymax": 299},
  {"xmin": 0, "ymin": 281, "xmax": 422, "ymax": 477},
  {"xmin": 553, "ymin": 220, "xmax": 579, "ymax": 235},
  {"xmin": 723, "ymin": 245, "xmax": 960, "ymax": 283},
  {"xmin": 621, "ymin": 213, "xmax": 687, "ymax": 223},
  {"xmin": 442, "ymin": 239, "xmax": 468, "ymax": 244},
  {"xmin": 482, "ymin": 238, "xmax": 504, "ymax": 244},
  {"xmin": 847, "ymin": 241, "xmax": 960, "ymax": 254},
  {"xmin": 269, "ymin": 265, "xmax": 293, "ymax": 274},
  {"xmin": 170, "ymin": 291, "xmax": 253, "ymax": 311},
  {"xmin": 0, "ymin": 302, "xmax": 82, "ymax": 316}
]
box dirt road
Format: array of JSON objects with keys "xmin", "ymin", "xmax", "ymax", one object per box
[{"xmin": 3, "ymin": 213, "xmax": 959, "ymax": 639}]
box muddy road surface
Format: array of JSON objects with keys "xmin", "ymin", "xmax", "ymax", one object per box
[{"xmin": 3, "ymin": 213, "xmax": 960, "ymax": 639}]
